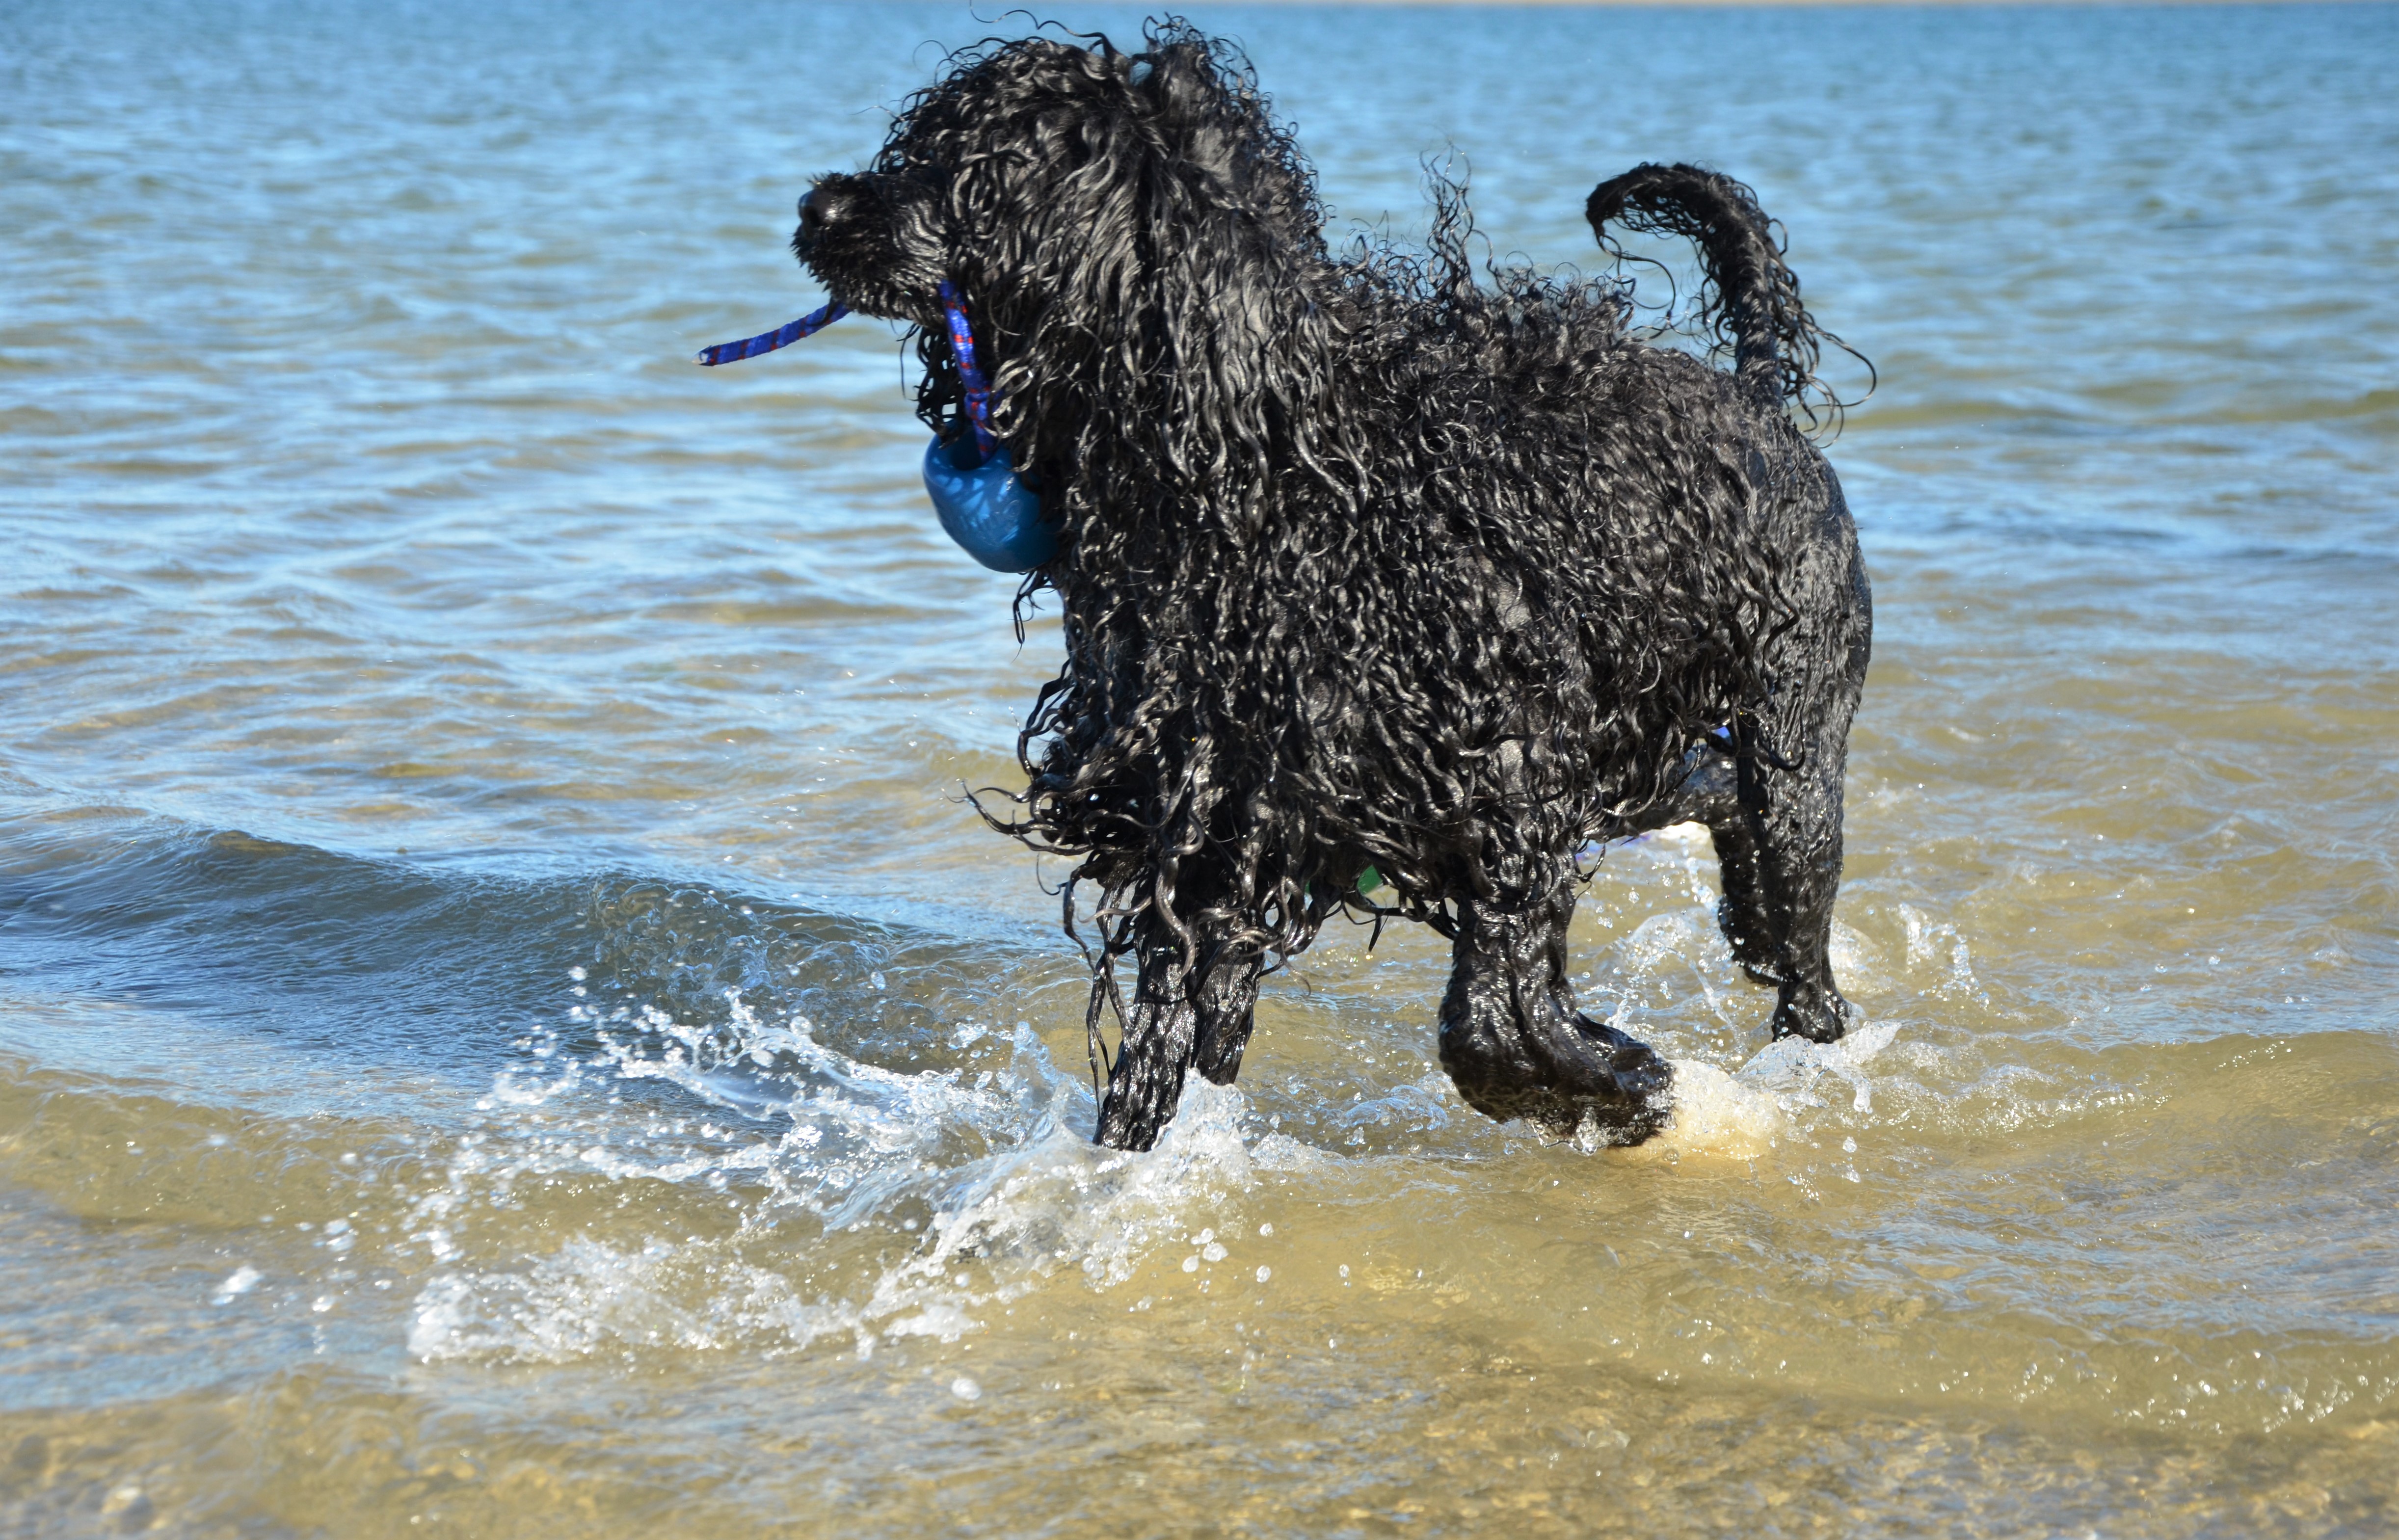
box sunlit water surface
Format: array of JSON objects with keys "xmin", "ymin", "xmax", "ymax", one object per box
[{"xmin": 5, "ymin": 2, "xmax": 2398, "ymax": 1535}]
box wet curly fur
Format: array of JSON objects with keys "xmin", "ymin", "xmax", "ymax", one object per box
[{"xmin": 791, "ymin": 21, "xmax": 1872, "ymax": 1151}]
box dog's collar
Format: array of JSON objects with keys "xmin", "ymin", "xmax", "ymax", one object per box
[{"xmin": 694, "ymin": 285, "xmax": 999, "ymax": 456}]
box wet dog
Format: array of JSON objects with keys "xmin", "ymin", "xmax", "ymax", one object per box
[{"xmin": 792, "ymin": 22, "xmax": 1871, "ymax": 1151}]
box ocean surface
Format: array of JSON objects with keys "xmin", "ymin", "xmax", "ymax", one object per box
[{"xmin": 5, "ymin": 1, "xmax": 2398, "ymax": 1534}]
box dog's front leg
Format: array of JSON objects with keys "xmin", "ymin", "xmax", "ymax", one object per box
[
  {"xmin": 1095, "ymin": 939, "xmax": 1199, "ymax": 1152},
  {"xmin": 1094, "ymin": 936, "xmax": 1260, "ymax": 1150},
  {"xmin": 1191, "ymin": 942, "xmax": 1261, "ymax": 1087},
  {"xmin": 1437, "ymin": 884, "xmax": 1673, "ymax": 1143}
]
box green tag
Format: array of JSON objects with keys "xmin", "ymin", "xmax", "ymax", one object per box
[{"xmin": 1356, "ymin": 864, "xmax": 1385, "ymax": 896}]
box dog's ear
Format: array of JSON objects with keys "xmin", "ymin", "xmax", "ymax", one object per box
[
  {"xmin": 1127, "ymin": 41, "xmax": 1217, "ymax": 127},
  {"xmin": 976, "ymin": 34, "xmax": 1330, "ymax": 533},
  {"xmin": 1122, "ymin": 40, "xmax": 1262, "ymax": 201}
]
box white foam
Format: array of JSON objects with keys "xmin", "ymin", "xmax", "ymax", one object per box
[
  {"xmin": 1652, "ymin": 1058, "xmax": 1783, "ymax": 1158},
  {"xmin": 1620, "ymin": 1010, "xmax": 1903, "ymax": 1164},
  {"xmin": 1898, "ymin": 903, "xmax": 1981, "ymax": 999},
  {"xmin": 1738, "ymin": 1012, "xmax": 1901, "ymax": 1117},
  {"xmin": 406, "ymin": 1007, "xmax": 1277, "ymax": 1364}
]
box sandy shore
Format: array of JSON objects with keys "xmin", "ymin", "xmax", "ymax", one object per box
[{"xmin": 1202, "ymin": 0, "xmax": 2370, "ymax": 9}]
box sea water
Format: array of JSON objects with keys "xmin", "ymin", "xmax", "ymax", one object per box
[{"xmin": 4, "ymin": 2, "xmax": 2398, "ymax": 1534}]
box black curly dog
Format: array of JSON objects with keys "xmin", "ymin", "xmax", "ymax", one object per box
[{"xmin": 791, "ymin": 22, "xmax": 1871, "ymax": 1151}]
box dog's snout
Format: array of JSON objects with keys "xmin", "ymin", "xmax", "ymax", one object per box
[
  {"xmin": 796, "ymin": 182, "xmax": 857, "ymax": 244},
  {"xmin": 789, "ymin": 171, "xmax": 942, "ymax": 317}
]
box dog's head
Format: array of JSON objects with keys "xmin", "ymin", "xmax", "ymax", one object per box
[{"xmin": 791, "ymin": 24, "xmax": 1331, "ymax": 462}]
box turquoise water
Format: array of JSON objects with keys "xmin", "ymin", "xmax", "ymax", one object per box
[{"xmin": 5, "ymin": 3, "xmax": 2399, "ymax": 1534}]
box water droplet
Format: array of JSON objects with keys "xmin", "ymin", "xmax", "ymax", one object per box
[{"xmin": 949, "ymin": 1377, "xmax": 981, "ymax": 1402}]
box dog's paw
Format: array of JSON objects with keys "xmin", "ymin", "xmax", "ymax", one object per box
[
  {"xmin": 1768, "ymin": 985, "xmax": 1852, "ymax": 1044},
  {"xmin": 1504, "ymin": 1019, "xmax": 1675, "ymax": 1145},
  {"xmin": 1572, "ymin": 1014, "xmax": 1675, "ymax": 1103},
  {"xmin": 1439, "ymin": 999, "xmax": 1675, "ymax": 1143}
]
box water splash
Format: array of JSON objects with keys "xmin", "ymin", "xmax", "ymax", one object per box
[{"xmin": 405, "ymin": 995, "xmax": 1291, "ymax": 1363}]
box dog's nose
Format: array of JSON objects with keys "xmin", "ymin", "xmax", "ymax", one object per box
[{"xmin": 796, "ymin": 182, "xmax": 855, "ymax": 244}]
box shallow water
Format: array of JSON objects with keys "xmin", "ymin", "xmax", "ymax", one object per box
[{"xmin": 5, "ymin": 1, "xmax": 2399, "ymax": 1534}]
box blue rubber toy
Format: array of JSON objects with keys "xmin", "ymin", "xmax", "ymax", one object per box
[{"xmin": 922, "ymin": 434, "xmax": 1054, "ymax": 573}]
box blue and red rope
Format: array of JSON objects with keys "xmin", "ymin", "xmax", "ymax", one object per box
[
  {"xmin": 691, "ymin": 301, "xmax": 850, "ymax": 367},
  {"xmin": 695, "ymin": 288, "xmax": 997, "ymax": 462}
]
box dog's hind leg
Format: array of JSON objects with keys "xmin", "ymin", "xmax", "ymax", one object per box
[
  {"xmin": 1707, "ymin": 522, "xmax": 1872, "ymax": 1044},
  {"xmin": 1704, "ymin": 742, "xmax": 1851, "ymax": 1043},
  {"xmin": 1618, "ymin": 734, "xmax": 1848, "ymax": 1045},
  {"xmin": 1651, "ymin": 747, "xmax": 1783, "ymax": 988},
  {"xmin": 1438, "ymin": 879, "xmax": 1673, "ymax": 1142},
  {"xmin": 1698, "ymin": 787, "xmax": 1783, "ymax": 988}
]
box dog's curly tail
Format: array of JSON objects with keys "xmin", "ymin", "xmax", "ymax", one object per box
[{"xmin": 1586, "ymin": 163, "xmax": 1862, "ymax": 425}]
